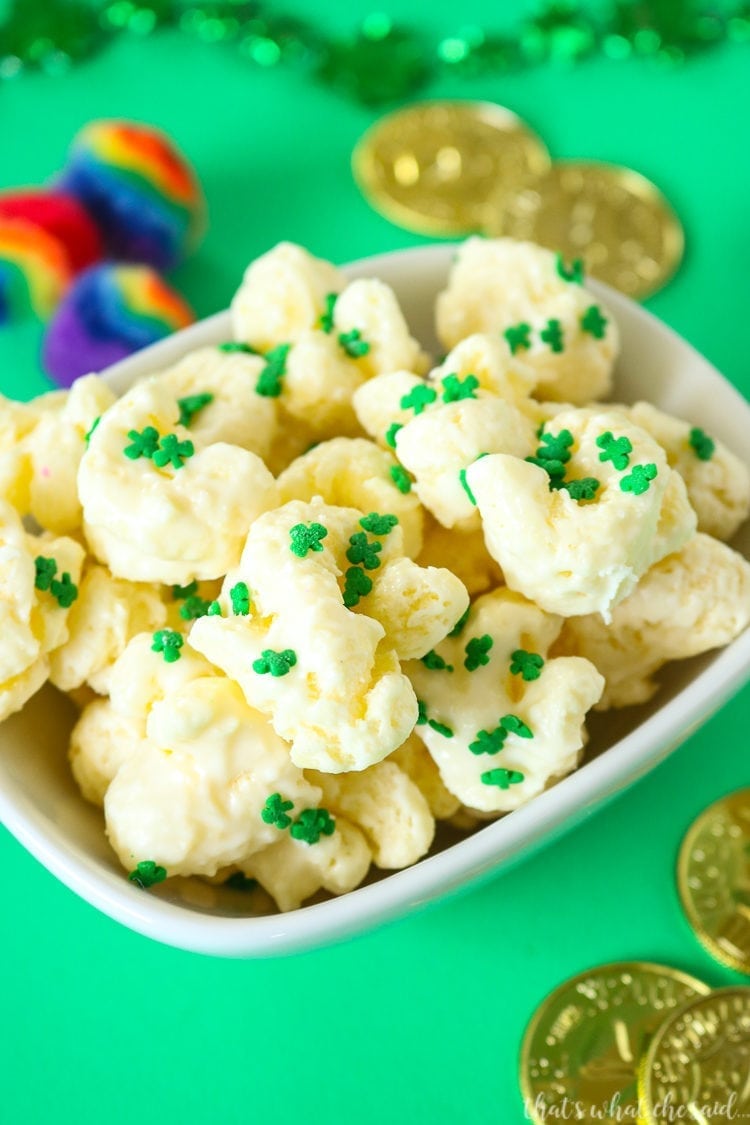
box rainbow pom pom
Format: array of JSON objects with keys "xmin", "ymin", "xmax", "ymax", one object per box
[
  {"xmin": 59, "ymin": 119, "xmax": 206, "ymax": 270},
  {"xmin": 0, "ymin": 190, "xmax": 103, "ymax": 274},
  {"xmin": 0, "ymin": 218, "xmax": 73, "ymax": 324},
  {"xmin": 42, "ymin": 263, "xmax": 194, "ymax": 387}
]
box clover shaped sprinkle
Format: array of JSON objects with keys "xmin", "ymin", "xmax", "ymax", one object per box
[
  {"xmin": 620, "ymin": 463, "xmax": 658, "ymax": 496},
  {"xmin": 689, "ymin": 427, "xmax": 715, "ymax": 462},
  {"xmin": 540, "ymin": 319, "xmax": 564, "ymax": 353},
  {"xmin": 359, "ymin": 512, "xmax": 399, "ymax": 536},
  {"xmin": 389, "ymin": 465, "xmax": 413, "ymax": 494},
  {"xmin": 510, "ymin": 650, "xmax": 545, "ymax": 681},
  {"xmin": 481, "ymin": 768, "xmax": 525, "ymax": 789},
  {"xmin": 441, "ymin": 374, "xmax": 479, "ymax": 402},
  {"xmin": 469, "ymin": 727, "xmax": 507, "ymax": 756},
  {"xmin": 500, "ymin": 714, "xmax": 533, "ymax": 738},
  {"xmin": 346, "ymin": 531, "xmax": 382, "ymax": 570},
  {"xmin": 255, "ymin": 343, "xmax": 291, "ymax": 398},
  {"xmin": 385, "ymin": 422, "xmax": 402, "ymax": 449},
  {"xmin": 151, "ymin": 629, "xmax": 184, "ymax": 663},
  {"xmin": 526, "ymin": 455, "xmax": 567, "ymax": 483},
  {"xmin": 128, "ymin": 860, "xmax": 167, "ymax": 888},
  {"xmin": 596, "ymin": 431, "xmax": 632, "ymax": 470},
  {"xmin": 252, "ymin": 649, "xmax": 297, "ymax": 677},
  {"xmin": 85, "ymin": 416, "xmax": 101, "ymax": 445},
  {"xmin": 416, "ymin": 699, "xmax": 428, "ymax": 726},
  {"xmin": 421, "ymin": 650, "xmax": 453, "ymax": 672},
  {"xmin": 580, "ymin": 305, "xmax": 608, "ymax": 339},
  {"xmin": 504, "ymin": 322, "xmax": 531, "ymax": 354},
  {"xmin": 343, "ymin": 566, "xmax": 373, "ymax": 608},
  {"xmin": 561, "ymin": 477, "xmax": 600, "ymax": 501},
  {"xmin": 207, "ymin": 601, "xmax": 222, "ymax": 616},
  {"xmin": 427, "ymin": 719, "xmax": 453, "ymax": 738},
  {"xmin": 172, "ymin": 580, "xmax": 198, "ymax": 600},
  {"xmin": 537, "ymin": 429, "xmax": 574, "ymax": 464},
  {"xmin": 290, "ymin": 808, "xmax": 336, "ymax": 845},
  {"xmin": 400, "ymin": 384, "xmax": 437, "ymax": 416},
  {"xmin": 448, "ymin": 606, "xmax": 470, "ymax": 638},
  {"xmin": 124, "ymin": 425, "xmax": 160, "ymax": 461},
  {"xmin": 177, "ymin": 392, "xmax": 214, "ymax": 428},
  {"xmin": 34, "ymin": 555, "xmax": 57, "ymax": 592},
  {"xmin": 153, "ymin": 434, "xmax": 195, "ymax": 470},
  {"xmin": 338, "ymin": 328, "xmax": 371, "ymax": 359},
  {"xmin": 458, "ymin": 468, "xmax": 476, "ymax": 506},
  {"xmin": 464, "ymin": 634, "xmax": 493, "ymax": 671},
  {"xmin": 318, "ymin": 292, "xmax": 338, "ymax": 334},
  {"xmin": 50, "ymin": 572, "xmax": 78, "ymax": 609},
  {"xmin": 555, "ymin": 254, "xmax": 584, "ymax": 284},
  {"xmin": 219, "ymin": 341, "xmax": 260, "ymax": 355},
  {"xmin": 179, "ymin": 595, "xmax": 212, "ymax": 621},
  {"xmin": 261, "ymin": 793, "xmax": 294, "ymax": 830},
  {"xmin": 230, "ymin": 581, "xmax": 251, "ymax": 616},
  {"xmin": 289, "ymin": 522, "xmax": 328, "ymax": 558}
]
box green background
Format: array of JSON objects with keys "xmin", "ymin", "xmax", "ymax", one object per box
[{"xmin": 1, "ymin": 3, "xmax": 749, "ymax": 1121}]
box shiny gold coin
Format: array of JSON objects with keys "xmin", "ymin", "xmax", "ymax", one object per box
[
  {"xmin": 352, "ymin": 99, "xmax": 550, "ymax": 237},
  {"xmin": 520, "ymin": 962, "xmax": 710, "ymax": 1124},
  {"xmin": 678, "ymin": 788, "xmax": 750, "ymax": 975},
  {"xmin": 486, "ymin": 160, "xmax": 684, "ymax": 299},
  {"xmin": 638, "ymin": 987, "xmax": 750, "ymax": 1123}
]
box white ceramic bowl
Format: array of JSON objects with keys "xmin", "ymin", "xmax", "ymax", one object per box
[{"xmin": 1, "ymin": 244, "xmax": 749, "ymax": 957}]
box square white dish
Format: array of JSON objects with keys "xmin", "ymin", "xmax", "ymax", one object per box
[{"xmin": 1, "ymin": 243, "xmax": 749, "ymax": 957}]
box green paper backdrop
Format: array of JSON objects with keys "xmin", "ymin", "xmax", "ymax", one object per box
[{"xmin": 1, "ymin": 4, "xmax": 749, "ymax": 1120}]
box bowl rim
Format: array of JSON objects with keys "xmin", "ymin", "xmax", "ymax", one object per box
[{"xmin": 1, "ymin": 241, "xmax": 749, "ymax": 958}]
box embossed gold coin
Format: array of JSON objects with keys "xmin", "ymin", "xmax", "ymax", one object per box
[
  {"xmin": 678, "ymin": 788, "xmax": 750, "ymax": 975},
  {"xmin": 352, "ymin": 100, "xmax": 550, "ymax": 237},
  {"xmin": 486, "ymin": 161, "xmax": 684, "ymax": 299},
  {"xmin": 638, "ymin": 987, "xmax": 750, "ymax": 1123},
  {"xmin": 520, "ymin": 962, "xmax": 710, "ymax": 1124}
]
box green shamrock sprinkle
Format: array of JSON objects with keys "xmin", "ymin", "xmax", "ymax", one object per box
[
  {"xmin": 338, "ymin": 328, "xmax": 371, "ymax": 358},
  {"xmin": 343, "ymin": 566, "xmax": 373, "ymax": 608},
  {"xmin": 421, "ymin": 650, "xmax": 453, "ymax": 672},
  {"xmin": 255, "ymin": 343, "xmax": 291, "ymax": 397},
  {"xmin": 400, "ymin": 384, "xmax": 437, "ymax": 416},
  {"xmin": 50, "ymin": 573, "xmax": 78, "ymax": 608},
  {"xmin": 537, "ymin": 429, "xmax": 574, "ymax": 464},
  {"xmin": 207, "ymin": 600, "xmax": 222, "ymax": 616},
  {"xmin": 253, "ymin": 649, "xmax": 297, "ymax": 677},
  {"xmin": 128, "ymin": 860, "xmax": 167, "ymax": 889},
  {"xmin": 596, "ymin": 430, "xmax": 632, "ymax": 470},
  {"xmin": 359, "ymin": 512, "xmax": 399, "ymax": 536},
  {"xmin": 389, "ymin": 465, "xmax": 413, "ymax": 494},
  {"xmin": 458, "ymin": 467, "xmax": 476, "ymax": 506},
  {"xmin": 469, "ymin": 727, "xmax": 507, "ymax": 756},
  {"xmin": 347, "ymin": 531, "xmax": 382, "ymax": 570},
  {"xmin": 261, "ymin": 793, "xmax": 294, "ymax": 830},
  {"xmin": 441, "ymin": 373, "xmax": 479, "ymax": 402},
  {"xmin": 179, "ymin": 595, "xmax": 212, "ymax": 621},
  {"xmin": 153, "ymin": 434, "xmax": 195, "ymax": 470},
  {"xmin": 84, "ymin": 416, "xmax": 100, "ymax": 445},
  {"xmin": 177, "ymin": 392, "xmax": 214, "ymax": 428},
  {"xmin": 385, "ymin": 422, "xmax": 402, "ymax": 449},
  {"xmin": 290, "ymin": 522, "xmax": 328, "ymax": 558},
  {"xmin": 555, "ymin": 254, "xmax": 584, "ymax": 284},
  {"xmin": 448, "ymin": 606, "xmax": 470, "ymax": 637},
  {"xmin": 34, "ymin": 555, "xmax": 57, "ymax": 592},
  {"xmin": 151, "ymin": 629, "xmax": 184, "ymax": 663},
  {"xmin": 504, "ymin": 323, "xmax": 531, "ymax": 354},
  {"xmin": 416, "ymin": 699, "xmax": 428, "ymax": 726},
  {"xmin": 428, "ymin": 719, "xmax": 453, "ymax": 738},
  {"xmin": 218, "ymin": 341, "xmax": 261, "ymax": 354},
  {"xmin": 580, "ymin": 305, "xmax": 608, "ymax": 339},
  {"xmin": 540, "ymin": 319, "xmax": 564, "ymax": 353},
  {"xmin": 230, "ymin": 581, "xmax": 251, "ymax": 616},
  {"xmin": 124, "ymin": 425, "xmax": 160, "ymax": 461},
  {"xmin": 620, "ymin": 463, "xmax": 658, "ymax": 495},
  {"xmin": 510, "ymin": 650, "xmax": 545, "ymax": 681},
  {"xmin": 290, "ymin": 808, "xmax": 336, "ymax": 845},
  {"xmin": 481, "ymin": 768, "xmax": 525, "ymax": 789},
  {"xmin": 172, "ymin": 580, "xmax": 198, "ymax": 600},
  {"xmin": 500, "ymin": 714, "xmax": 533, "ymax": 738},
  {"xmin": 561, "ymin": 477, "xmax": 600, "ymax": 501},
  {"xmin": 318, "ymin": 292, "xmax": 338, "ymax": 334},
  {"xmin": 689, "ymin": 427, "xmax": 715, "ymax": 462},
  {"xmin": 526, "ymin": 455, "xmax": 567, "ymax": 482},
  {"xmin": 464, "ymin": 634, "xmax": 493, "ymax": 671}
]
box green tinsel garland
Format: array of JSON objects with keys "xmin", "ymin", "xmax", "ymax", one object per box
[{"xmin": 0, "ymin": 0, "xmax": 748, "ymax": 104}]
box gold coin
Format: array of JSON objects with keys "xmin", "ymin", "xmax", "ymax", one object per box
[
  {"xmin": 486, "ymin": 160, "xmax": 684, "ymax": 299},
  {"xmin": 678, "ymin": 788, "xmax": 750, "ymax": 975},
  {"xmin": 638, "ymin": 987, "xmax": 750, "ymax": 1122},
  {"xmin": 520, "ymin": 962, "xmax": 710, "ymax": 1124},
  {"xmin": 352, "ymin": 100, "xmax": 550, "ymax": 238}
]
